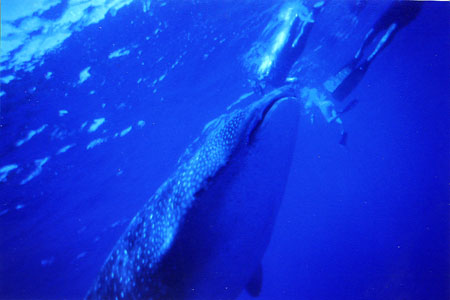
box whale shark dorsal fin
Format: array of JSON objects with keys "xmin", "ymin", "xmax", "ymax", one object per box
[{"xmin": 245, "ymin": 263, "xmax": 263, "ymax": 297}]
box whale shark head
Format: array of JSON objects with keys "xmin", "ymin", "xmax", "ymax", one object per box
[{"xmin": 86, "ymin": 86, "xmax": 301, "ymax": 300}]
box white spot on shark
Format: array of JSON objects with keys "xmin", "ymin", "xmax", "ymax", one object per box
[
  {"xmin": 81, "ymin": 121, "xmax": 88, "ymax": 130},
  {"xmin": 120, "ymin": 126, "xmax": 132, "ymax": 137},
  {"xmin": 0, "ymin": 164, "xmax": 18, "ymax": 182},
  {"xmin": 87, "ymin": 138, "xmax": 107, "ymax": 150},
  {"xmin": 158, "ymin": 72, "xmax": 167, "ymax": 82},
  {"xmin": 108, "ymin": 48, "xmax": 130, "ymax": 59},
  {"xmin": 16, "ymin": 124, "xmax": 48, "ymax": 147},
  {"xmin": 78, "ymin": 67, "xmax": 91, "ymax": 84},
  {"xmin": 20, "ymin": 157, "xmax": 50, "ymax": 185},
  {"xmin": 88, "ymin": 118, "xmax": 106, "ymax": 133},
  {"xmin": 56, "ymin": 144, "xmax": 75, "ymax": 155}
]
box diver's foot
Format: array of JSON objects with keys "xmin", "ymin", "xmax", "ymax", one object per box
[{"xmin": 323, "ymin": 61, "xmax": 355, "ymax": 94}]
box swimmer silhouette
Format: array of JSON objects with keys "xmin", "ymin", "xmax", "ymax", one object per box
[
  {"xmin": 324, "ymin": 0, "xmax": 423, "ymax": 101},
  {"xmin": 265, "ymin": 1, "xmax": 325, "ymax": 88}
]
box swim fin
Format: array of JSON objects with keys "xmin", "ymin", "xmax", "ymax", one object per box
[
  {"xmin": 332, "ymin": 60, "xmax": 370, "ymax": 102},
  {"xmin": 245, "ymin": 263, "xmax": 263, "ymax": 297},
  {"xmin": 323, "ymin": 58, "xmax": 360, "ymax": 97}
]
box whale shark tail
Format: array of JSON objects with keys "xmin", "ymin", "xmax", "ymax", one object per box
[{"xmin": 245, "ymin": 263, "xmax": 263, "ymax": 297}]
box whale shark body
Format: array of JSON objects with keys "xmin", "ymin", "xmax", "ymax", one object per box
[{"xmin": 86, "ymin": 86, "xmax": 300, "ymax": 299}]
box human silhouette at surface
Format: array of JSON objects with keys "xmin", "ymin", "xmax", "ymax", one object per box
[{"xmin": 265, "ymin": 1, "xmax": 325, "ymax": 88}]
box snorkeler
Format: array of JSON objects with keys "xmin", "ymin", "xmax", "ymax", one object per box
[
  {"xmin": 301, "ymin": 86, "xmax": 352, "ymax": 146},
  {"xmin": 250, "ymin": 2, "xmax": 351, "ymax": 145},
  {"xmin": 264, "ymin": 1, "xmax": 325, "ymax": 88},
  {"xmin": 301, "ymin": 86, "xmax": 342, "ymax": 124},
  {"xmin": 324, "ymin": 0, "xmax": 423, "ymax": 101}
]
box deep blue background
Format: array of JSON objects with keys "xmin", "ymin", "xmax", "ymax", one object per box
[{"xmin": 1, "ymin": 1, "xmax": 448, "ymax": 299}]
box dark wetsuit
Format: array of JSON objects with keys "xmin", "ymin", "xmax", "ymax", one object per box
[{"xmin": 328, "ymin": 0, "xmax": 423, "ymax": 101}]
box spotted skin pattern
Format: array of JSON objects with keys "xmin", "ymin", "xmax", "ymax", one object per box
[{"xmin": 86, "ymin": 86, "xmax": 297, "ymax": 300}]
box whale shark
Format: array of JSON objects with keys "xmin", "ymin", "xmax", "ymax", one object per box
[{"xmin": 86, "ymin": 86, "xmax": 301, "ymax": 299}]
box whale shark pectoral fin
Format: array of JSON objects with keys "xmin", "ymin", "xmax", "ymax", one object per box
[{"xmin": 245, "ymin": 263, "xmax": 263, "ymax": 297}]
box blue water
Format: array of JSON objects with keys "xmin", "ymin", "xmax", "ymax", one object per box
[{"xmin": 1, "ymin": 1, "xmax": 448, "ymax": 299}]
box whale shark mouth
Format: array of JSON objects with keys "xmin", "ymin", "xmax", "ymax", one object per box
[{"xmin": 248, "ymin": 95, "xmax": 297, "ymax": 145}]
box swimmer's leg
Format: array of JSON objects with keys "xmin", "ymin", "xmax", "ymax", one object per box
[
  {"xmin": 367, "ymin": 23, "xmax": 398, "ymax": 62},
  {"xmin": 323, "ymin": 22, "xmax": 396, "ymax": 98},
  {"xmin": 354, "ymin": 28, "xmax": 374, "ymax": 61}
]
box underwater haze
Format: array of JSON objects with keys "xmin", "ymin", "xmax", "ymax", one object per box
[{"xmin": 1, "ymin": 0, "xmax": 449, "ymax": 299}]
